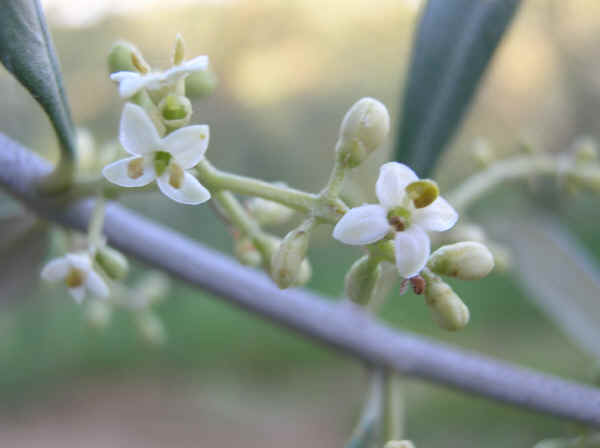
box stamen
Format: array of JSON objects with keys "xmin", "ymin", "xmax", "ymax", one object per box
[
  {"xmin": 406, "ymin": 179, "xmax": 439, "ymax": 208},
  {"xmin": 127, "ymin": 158, "xmax": 145, "ymax": 179},
  {"xmin": 169, "ymin": 163, "xmax": 184, "ymax": 189},
  {"xmin": 387, "ymin": 207, "xmax": 411, "ymax": 232},
  {"xmin": 65, "ymin": 268, "xmax": 86, "ymax": 288}
]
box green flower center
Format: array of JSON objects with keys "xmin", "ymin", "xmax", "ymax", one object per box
[
  {"xmin": 153, "ymin": 151, "xmax": 172, "ymax": 176},
  {"xmin": 387, "ymin": 206, "xmax": 411, "ymax": 231}
]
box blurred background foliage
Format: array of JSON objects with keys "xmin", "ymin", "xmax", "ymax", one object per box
[{"xmin": 0, "ymin": 0, "xmax": 599, "ymax": 446}]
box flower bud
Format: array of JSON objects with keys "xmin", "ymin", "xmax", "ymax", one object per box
[
  {"xmin": 572, "ymin": 136, "xmax": 598, "ymax": 164},
  {"xmin": 85, "ymin": 300, "xmax": 112, "ymax": 330},
  {"xmin": 246, "ymin": 195, "xmax": 295, "ymax": 226},
  {"xmin": 95, "ymin": 246, "xmax": 129, "ymax": 280},
  {"xmin": 336, "ymin": 97, "xmax": 390, "ymax": 168},
  {"xmin": 424, "ymin": 275, "xmax": 469, "ymax": 331},
  {"xmin": 158, "ymin": 94, "xmax": 193, "ymax": 128},
  {"xmin": 427, "ymin": 242, "xmax": 494, "ymax": 281},
  {"xmin": 107, "ymin": 41, "xmax": 139, "ymax": 74},
  {"xmin": 294, "ymin": 259, "xmax": 312, "ymax": 287},
  {"xmin": 234, "ymin": 237, "xmax": 263, "ymax": 268},
  {"xmin": 344, "ymin": 256, "xmax": 381, "ymax": 305},
  {"xmin": 185, "ymin": 69, "xmax": 219, "ymax": 98},
  {"xmin": 472, "ymin": 138, "xmax": 494, "ymax": 168},
  {"xmin": 384, "ymin": 441, "xmax": 416, "ymax": 448},
  {"xmin": 271, "ymin": 222, "xmax": 312, "ymax": 289},
  {"xmin": 136, "ymin": 312, "xmax": 166, "ymax": 346}
]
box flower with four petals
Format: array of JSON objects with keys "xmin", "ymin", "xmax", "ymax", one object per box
[
  {"xmin": 333, "ymin": 162, "xmax": 458, "ymax": 278},
  {"xmin": 41, "ymin": 253, "xmax": 109, "ymax": 303},
  {"xmin": 110, "ymin": 55, "xmax": 209, "ymax": 98},
  {"xmin": 103, "ymin": 103, "xmax": 211, "ymax": 205}
]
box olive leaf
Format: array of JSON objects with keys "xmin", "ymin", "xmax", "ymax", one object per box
[
  {"xmin": 0, "ymin": 0, "xmax": 76, "ymax": 169},
  {"xmin": 396, "ymin": 0, "xmax": 521, "ymax": 177}
]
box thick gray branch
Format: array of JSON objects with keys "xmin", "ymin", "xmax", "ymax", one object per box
[{"xmin": 1, "ymin": 132, "xmax": 600, "ymax": 427}]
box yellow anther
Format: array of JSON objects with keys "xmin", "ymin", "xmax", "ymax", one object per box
[
  {"xmin": 127, "ymin": 157, "xmax": 145, "ymax": 179},
  {"xmin": 406, "ymin": 179, "xmax": 439, "ymax": 208},
  {"xmin": 169, "ymin": 163, "xmax": 184, "ymax": 189},
  {"xmin": 131, "ymin": 51, "xmax": 150, "ymax": 74},
  {"xmin": 65, "ymin": 268, "xmax": 85, "ymax": 288}
]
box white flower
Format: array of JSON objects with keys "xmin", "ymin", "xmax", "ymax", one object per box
[
  {"xmin": 333, "ymin": 162, "xmax": 458, "ymax": 278},
  {"xmin": 102, "ymin": 103, "xmax": 211, "ymax": 205},
  {"xmin": 41, "ymin": 253, "xmax": 109, "ymax": 303},
  {"xmin": 110, "ymin": 55, "xmax": 209, "ymax": 98}
]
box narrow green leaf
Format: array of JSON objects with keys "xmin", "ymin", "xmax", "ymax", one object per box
[
  {"xmin": 396, "ymin": 0, "xmax": 521, "ymax": 177},
  {"xmin": 0, "ymin": 0, "xmax": 76, "ymax": 181}
]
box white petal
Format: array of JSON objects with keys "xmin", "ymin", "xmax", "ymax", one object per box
[
  {"xmin": 412, "ymin": 196, "xmax": 458, "ymax": 232},
  {"xmin": 102, "ymin": 156, "xmax": 156, "ymax": 188},
  {"xmin": 375, "ymin": 162, "xmax": 419, "ymax": 209},
  {"xmin": 156, "ymin": 170, "xmax": 211, "ymax": 205},
  {"xmin": 66, "ymin": 253, "xmax": 92, "ymax": 272},
  {"xmin": 85, "ymin": 271, "xmax": 110, "ymax": 299},
  {"xmin": 394, "ymin": 225, "xmax": 430, "ymax": 278},
  {"xmin": 332, "ymin": 204, "xmax": 390, "ymax": 245},
  {"xmin": 68, "ymin": 286, "xmax": 86, "ymax": 304},
  {"xmin": 165, "ymin": 56, "xmax": 209, "ymax": 79},
  {"xmin": 41, "ymin": 258, "xmax": 70, "ymax": 282},
  {"xmin": 119, "ymin": 103, "xmax": 161, "ymax": 155},
  {"xmin": 110, "ymin": 71, "xmax": 139, "ymax": 82},
  {"xmin": 161, "ymin": 125, "xmax": 209, "ymax": 169}
]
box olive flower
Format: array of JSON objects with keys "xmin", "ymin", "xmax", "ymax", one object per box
[
  {"xmin": 110, "ymin": 55, "xmax": 209, "ymax": 98},
  {"xmin": 333, "ymin": 162, "xmax": 458, "ymax": 278},
  {"xmin": 102, "ymin": 103, "xmax": 211, "ymax": 205},
  {"xmin": 41, "ymin": 253, "xmax": 109, "ymax": 303}
]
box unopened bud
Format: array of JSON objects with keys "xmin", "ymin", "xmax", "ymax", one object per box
[
  {"xmin": 107, "ymin": 41, "xmax": 139, "ymax": 74},
  {"xmin": 428, "ymin": 242, "xmax": 494, "ymax": 280},
  {"xmin": 158, "ymin": 94, "xmax": 192, "ymax": 128},
  {"xmin": 472, "ymin": 138, "xmax": 494, "ymax": 168},
  {"xmin": 294, "ymin": 259, "xmax": 312, "ymax": 286},
  {"xmin": 234, "ymin": 237, "xmax": 263, "ymax": 267},
  {"xmin": 246, "ymin": 195, "xmax": 294, "ymax": 226},
  {"xmin": 85, "ymin": 300, "xmax": 112, "ymax": 330},
  {"xmin": 95, "ymin": 246, "xmax": 129, "ymax": 280},
  {"xmin": 345, "ymin": 256, "xmax": 381, "ymax": 305},
  {"xmin": 173, "ymin": 33, "xmax": 185, "ymax": 65},
  {"xmin": 185, "ymin": 69, "xmax": 218, "ymax": 98},
  {"xmin": 572, "ymin": 136, "xmax": 598, "ymax": 164},
  {"xmin": 424, "ymin": 274, "xmax": 469, "ymax": 331},
  {"xmin": 336, "ymin": 97, "xmax": 390, "ymax": 168},
  {"xmin": 384, "ymin": 441, "xmax": 416, "ymax": 448},
  {"xmin": 271, "ymin": 221, "xmax": 313, "ymax": 289},
  {"xmin": 136, "ymin": 312, "xmax": 166, "ymax": 346}
]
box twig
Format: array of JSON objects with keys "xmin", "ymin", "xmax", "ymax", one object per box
[{"xmin": 1, "ymin": 132, "xmax": 600, "ymax": 427}]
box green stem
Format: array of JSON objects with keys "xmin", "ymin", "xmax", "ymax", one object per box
[
  {"xmin": 321, "ymin": 156, "xmax": 347, "ymax": 201},
  {"xmin": 344, "ymin": 368, "xmax": 384, "ymax": 448},
  {"xmin": 88, "ymin": 196, "xmax": 106, "ymax": 248},
  {"xmin": 382, "ymin": 369, "xmax": 404, "ymax": 443},
  {"xmin": 196, "ymin": 160, "xmax": 347, "ymax": 223},
  {"xmin": 446, "ymin": 153, "xmax": 573, "ymax": 212}
]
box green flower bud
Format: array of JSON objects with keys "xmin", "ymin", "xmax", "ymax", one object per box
[
  {"xmin": 424, "ymin": 274, "xmax": 469, "ymax": 331},
  {"xmin": 85, "ymin": 300, "xmax": 112, "ymax": 330},
  {"xmin": 107, "ymin": 41, "xmax": 141, "ymax": 74},
  {"xmin": 136, "ymin": 312, "xmax": 166, "ymax": 346},
  {"xmin": 336, "ymin": 97, "xmax": 390, "ymax": 168},
  {"xmin": 572, "ymin": 136, "xmax": 598, "ymax": 164},
  {"xmin": 384, "ymin": 441, "xmax": 416, "ymax": 448},
  {"xmin": 271, "ymin": 221, "xmax": 313, "ymax": 289},
  {"xmin": 294, "ymin": 259, "xmax": 312, "ymax": 287},
  {"xmin": 158, "ymin": 94, "xmax": 193, "ymax": 128},
  {"xmin": 185, "ymin": 69, "xmax": 219, "ymax": 98},
  {"xmin": 344, "ymin": 255, "xmax": 381, "ymax": 305},
  {"xmin": 246, "ymin": 195, "xmax": 294, "ymax": 226},
  {"xmin": 95, "ymin": 246, "xmax": 129, "ymax": 280},
  {"xmin": 427, "ymin": 242, "xmax": 494, "ymax": 281},
  {"xmin": 234, "ymin": 237, "xmax": 263, "ymax": 268}
]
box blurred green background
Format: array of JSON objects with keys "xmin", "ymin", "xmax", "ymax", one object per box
[{"xmin": 1, "ymin": 1, "xmax": 599, "ymax": 446}]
